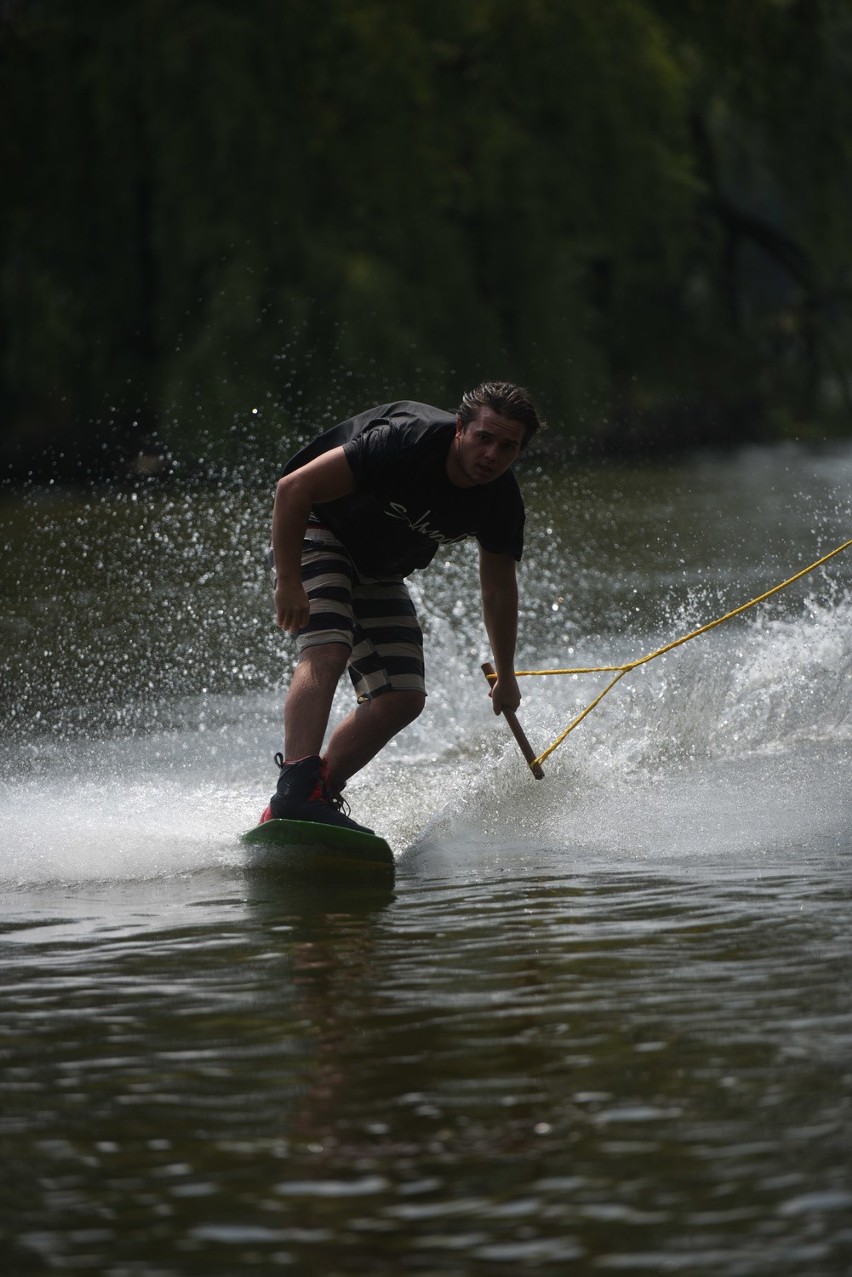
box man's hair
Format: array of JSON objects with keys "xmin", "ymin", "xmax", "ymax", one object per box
[{"xmin": 456, "ymin": 381, "xmax": 544, "ymax": 448}]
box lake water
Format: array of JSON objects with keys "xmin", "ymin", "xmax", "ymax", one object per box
[{"xmin": 2, "ymin": 444, "xmax": 851, "ymax": 1275}]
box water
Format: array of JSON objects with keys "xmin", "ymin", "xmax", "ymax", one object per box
[{"xmin": 2, "ymin": 444, "xmax": 851, "ymax": 1275}]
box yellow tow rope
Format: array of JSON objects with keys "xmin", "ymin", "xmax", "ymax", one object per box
[{"xmin": 513, "ymin": 536, "xmax": 852, "ymax": 769}]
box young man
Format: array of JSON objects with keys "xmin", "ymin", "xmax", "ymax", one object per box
[{"xmin": 260, "ymin": 380, "xmax": 543, "ymax": 831}]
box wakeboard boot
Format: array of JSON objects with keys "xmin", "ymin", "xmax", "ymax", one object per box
[{"xmin": 260, "ymin": 754, "xmax": 374, "ymax": 834}]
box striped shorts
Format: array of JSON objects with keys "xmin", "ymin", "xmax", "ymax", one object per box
[{"xmin": 272, "ymin": 519, "xmax": 426, "ymax": 702}]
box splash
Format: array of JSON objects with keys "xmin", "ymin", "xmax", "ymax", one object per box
[
  {"xmin": 2, "ymin": 445, "xmax": 850, "ymax": 882},
  {"xmin": 407, "ymin": 586, "xmax": 852, "ymax": 871}
]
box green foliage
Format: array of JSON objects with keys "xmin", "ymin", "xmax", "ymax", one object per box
[{"xmin": 1, "ymin": 0, "xmax": 850, "ymax": 480}]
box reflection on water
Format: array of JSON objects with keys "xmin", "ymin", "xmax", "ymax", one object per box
[
  {"xmin": 3, "ymin": 867, "xmax": 851, "ymax": 1274},
  {"xmin": 1, "ymin": 444, "xmax": 851, "ymax": 1273}
]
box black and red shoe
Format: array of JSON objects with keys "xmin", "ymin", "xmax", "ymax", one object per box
[{"xmin": 260, "ymin": 754, "xmax": 373, "ymax": 834}]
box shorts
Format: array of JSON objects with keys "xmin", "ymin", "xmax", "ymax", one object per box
[{"xmin": 271, "ymin": 519, "xmax": 426, "ymax": 702}]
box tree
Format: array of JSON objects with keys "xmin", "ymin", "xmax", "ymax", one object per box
[{"xmin": 1, "ymin": 0, "xmax": 850, "ymax": 482}]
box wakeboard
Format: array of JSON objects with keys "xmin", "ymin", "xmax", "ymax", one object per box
[{"xmin": 241, "ymin": 817, "xmax": 394, "ymax": 880}]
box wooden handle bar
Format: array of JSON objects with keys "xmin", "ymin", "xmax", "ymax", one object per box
[{"xmin": 481, "ymin": 662, "xmax": 544, "ymax": 779}]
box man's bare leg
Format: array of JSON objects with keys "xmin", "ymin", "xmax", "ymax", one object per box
[
  {"xmin": 283, "ymin": 643, "xmax": 350, "ymax": 759},
  {"xmin": 324, "ymin": 690, "xmax": 425, "ymax": 794}
]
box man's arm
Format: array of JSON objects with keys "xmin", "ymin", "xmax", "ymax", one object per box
[
  {"xmin": 272, "ymin": 446, "xmax": 356, "ymax": 633},
  {"xmin": 479, "ymin": 547, "xmax": 521, "ymax": 715}
]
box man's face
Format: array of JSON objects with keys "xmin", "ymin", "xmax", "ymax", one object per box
[{"xmin": 447, "ymin": 407, "xmax": 526, "ymax": 488}]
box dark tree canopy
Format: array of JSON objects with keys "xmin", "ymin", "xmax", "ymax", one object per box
[{"xmin": 2, "ymin": 0, "xmax": 851, "ymax": 481}]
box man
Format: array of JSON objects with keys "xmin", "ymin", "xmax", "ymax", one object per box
[{"xmin": 260, "ymin": 380, "xmax": 543, "ymax": 832}]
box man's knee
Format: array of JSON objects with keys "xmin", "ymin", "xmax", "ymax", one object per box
[
  {"xmin": 297, "ymin": 642, "xmax": 350, "ymax": 681},
  {"xmin": 376, "ymin": 689, "xmax": 426, "ymax": 730}
]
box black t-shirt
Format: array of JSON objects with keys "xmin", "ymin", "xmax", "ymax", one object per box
[{"xmin": 281, "ymin": 401, "xmax": 526, "ymax": 577}]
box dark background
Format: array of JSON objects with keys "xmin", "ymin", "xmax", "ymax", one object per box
[{"xmin": 3, "ymin": 0, "xmax": 851, "ymax": 483}]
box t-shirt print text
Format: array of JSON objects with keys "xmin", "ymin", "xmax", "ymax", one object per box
[{"xmin": 384, "ymin": 501, "xmax": 466, "ymax": 545}]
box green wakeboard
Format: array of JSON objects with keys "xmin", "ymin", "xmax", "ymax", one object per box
[{"xmin": 241, "ymin": 817, "xmax": 394, "ymax": 878}]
